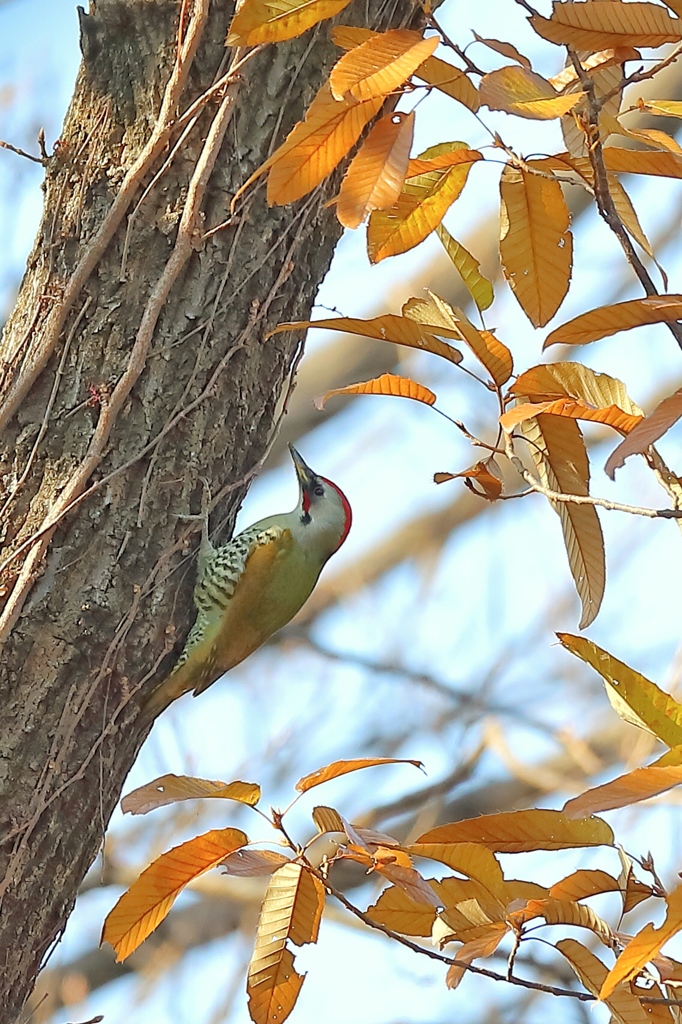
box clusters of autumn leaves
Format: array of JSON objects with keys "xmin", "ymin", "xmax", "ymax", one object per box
[{"xmin": 104, "ymin": 631, "xmax": 682, "ymax": 1024}]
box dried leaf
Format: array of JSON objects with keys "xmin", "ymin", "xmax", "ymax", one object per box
[
  {"xmin": 226, "ymin": 0, "xmax": 352, "ymax": 46},
  {"xmin": 563, "ymin": 747, "xmax": 682, "ymax": 818},
  {"xmin": 549, "ymin": 48, "xmax": 641, "ymax": 91},
  {"xmin": 618, "ymin": 848, "xmax": 655, "ymax": 916},
  {"xmin": 405, "ymin": 147, "xmax": 483, "ymax": 177},
  {"xmin": 121, "ymin": 774, "xmax": 261, "ymax": 815},
  {"xmin": 435, "ymin": 458, "xmax": 503, "ymax": 501},
  {"xmin": 445, "ymin": 923, "xmax": 509, "ymax": 989},
  {"xmin": 337, "ymin": 111, "xmax": 414, "ymax": 228},
  {"xmin": 511, "ymin": 362, "xmax": 642, "ymax": 416},
  {"xmin": 102, "ymin": 828, "xmax": 248, "ymax": 961},
  {"xmin": 480, "ymin": 65, "xmax": 585, "ymax": 120},
  {"xmin": 311, "ymin": 806, "xmax": 346, "ymax": 834},
  {"xmin": 557, "ymin": 633, "xmax": 682, "ymax": 747},
  {"xmin": 222, "ymin": 849, "xmax": 292, "ymax": 877},
  {"xmin": 415, "ymin": 809, "xmax": 613, "ymax": 853},
  {"xmin": 499, "ymin": 163, "xmax": 572, "ymax": 327},
  {"xmin": 406, "ymin": 842, "xmax": 507, "ymax": 899},
  {"xmin": 605, "ymin": 386, "xmax": 682, "ymax": 478},
  {"xmin": 271, "ymin": 313, "xmax": 463, "ymax": 363},
  {"xmin": 415, "ymin": 56, "xmax": 480, "ymax": 111},
  {"xmin": 331, "ymin": 24, "xmax": 375, "ymax": 49},
  {"xmin": 544, "ymin": 295, "xmax": 682, "ymax": 348},
  {"xmin": 472, "ymin": 32, "xmax": 531, "ymax": 69},
  {"xmin": 315, "ymin": 373, "xmax": 436, "ymax": 410},
  {"xmin": 376, "ymin": 861, "xmax": 442, "ymax": 907},
  {"xmin": 604, "ymin": 148, "xmax": 682, "ymax": 178},
  {"xmin": 296, "ymin": 757, "xmax": 423, "ymax": 793},
  {"xmin": 639, "ymin": 100, "xmax": 682, "ymax": 118},
  {"xmin": 366, "ymin": 884, "xmax": 438, "ymax": 936},
  {"xmin": 247, "ymin": 863, "xmax": 325, "ymax": 1024},
  {"xmin": 435, "ymin": 223, "xmax": 494, "ymax": 312},
  {"xmin": 601, "ymin": 885, "xmax": 682, "ymax": 1000},
  {"xmin": 329, "ymin": 29, "xmax": 438, "ymax": 101},
  {"xmin": 531, "ymin": 2, "xmax": 682, "ymax": 50},
  {"xmin": 509, "ymin": 897, "xmax": 614, "ymax": 945},
  {"xmin": 500, "ymin": 396, "xmax": 642, "ymax": 436},
  {"xmin": 557, "ymin": 938, "xmax": 649, "ymax": 1024},
  {"xmin": 549, "ymin": 869, "xmax": 621, "ymax": 903}
]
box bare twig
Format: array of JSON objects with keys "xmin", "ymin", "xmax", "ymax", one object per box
[{"xmin": 0, "ymin": 138, "xmax": 44, "ymax": 164}]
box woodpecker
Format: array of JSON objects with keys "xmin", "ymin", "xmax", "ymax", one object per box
[{"xmin": 141, "ymin": 445, "xmax": 351, "ymax": 720}]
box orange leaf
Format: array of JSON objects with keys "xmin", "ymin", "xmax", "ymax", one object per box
[
  {"xmin": 329, "ymin": 29, "xmax": 438, "ymax": 101},
  {"xmin": 315, "ymin": 372, "xmax": 436, "ymax": 410},
  {"xmin": 337, "ymin": 111, "xmax": 414, "ymax": 228},
  {"xmin": 511, "ymin": 362, "xmax": 641, "ymax": 414},
  {"xmin": 600, "ymin": 885, "xmax": 682, "ymax": 1000},
  {"xmin": 499, "ymin": 163, "xmax": 572, "ymax": 327},
  {"xmin": 296, "ymin": 757, "xmax": 423, "ymax": 793},
  {"xmin": 226, "ymin": 0, "xmax": 352, "ymax": 45},
  {"xmin": 549, "ymin": 869, "xmax": 621, "ymax": 903},
  {"xmin": 544, "ymin": 295, "xmax": 682, "ymax": 348},
  {"xmin": 331, "ymin": 24, "xmax": 375, "ymax": 49},
  {"xmin": 405, "ymin": 146, "xmax": 483, "ymax": 177},
  {"xmin": 604, "ymin": 148, "xmax": 682, "ymax": 178},
  {"xmin": 435, "ymin": 224, "xmax": 494, "ymax": 312},
  {"xmin": 102, "ymin": 828, "xmax": 248, "ymax": 961},
  {"xmin": 406, "ymin": 842, "xmax": 507, "ymax": 900},
  {"xmin": 531, "ymin": 2, "xmax": 682, "ymax": 50},
  {"xmin": 221, "ymin": 849, "xmax": 292, "ymax": 876},
  {"xmin": 480, "ymin": 65, "xmax": 585, "ymax": 120},
  {"xmin": 366, "ymin": 884, "xmax": 438, "ymax": 936},
  {"xmin": 638, "ymin": 100, "xmax": 682, "ymax": 118},
  {"xmin": 121, "ymin": 774, "xmax": 260, "ymax": 815},
  {"xmin": 272, "ymin": 312, "xmax": 463, "ymax": 363},
  {"xmin": 500, "ymin": 396, "xmax": 642, "ymax": 436},
  {"xmin": 416, "ymin": 810, "xmax": 613, "ymax": 853},
  {"xmin": 563, "ymin": 747, "xmax": 682, "ymax": 819},
  {"xmin": 472, "ymin": 32, "xmax": 531, "ymax": 69},
  {"xmin": 368, "ymin": 142, "xmax": 480, "ymax": 263},
  {"xmin": 435, "ymin": 458, "xmax": 503, "ymax": 501},
  {"xmin": 605, "ymin": 385, "xmax": 682, "ymax": 478},
  {"xmin": 375, "ymin": 861, "xmax": 442, "ymax": 907},
  {"xmin": 445, "ymin": 923, "xmax": 508, "ymax": 990},
  {"xmin": 549, "ymin": 47, "xmax": 641, "ymax": 91},
  {"xmin": 557, "ymin": 939, "xmax": 649, "ymax": 1024},
  {"xmin": 414, "ymin": 56, "xmax": 480, "ymax": 111},
  {"xmin": 509, "ymin": 897, "xmax": 613, "ymax": 945},
  {"xmin": 618, "ymin": 849, "xmax": 656, "ymax": 916}
]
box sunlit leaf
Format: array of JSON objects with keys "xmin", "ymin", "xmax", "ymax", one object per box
[
  {"xmin": 315, "ymin": 372, "xmax": 436, "ymax": 410},
  {"xmin": 226, "ymin": 0, "xmax": 352, "ymax": 46},
  {"xmin": 366, "ymin": 883, "xmax": 438, "ymax": 936},
  {"xmin": 435, "ymin": 224, "xmax": 494, "ymax": 312},
  {"xmin": 368, "ymin": 142, "xmax": 481, "ymax": 262},
  {"xmin": 499, "ymin": 163, "xmax": 572, "ymax": 327},
  {"xmin": 563, "ymin": 747, "xmax": 682, "ymax": 818},
  {"xmin": 296, "ymin": 757, "xmax": 423, "ymax": 793},
  {"xmin": 604, "ymin": 148, "xmax": 682, "ymax": 177},
  {"xmin": 639, "ymin": 100, "xmax": 682, "ymax": 118},
  {"xmin": 247, "ymin": 863, "xmax": 325, "ymax": 1024},
  {"xmin": 600, "ymin": 885, "xmax": 682, "ymax": 1000},
  {"xmin": 557, "ymin": 633, "xmax": 682, "ymax": 747},
  {"xmin": 605, "ymin": 385, "xmax": 682, "ymax": 478},
  {"xmin": 531, "ymin": 2, "xmax": 682, "ymax": 49},
  {"xmin": 271, "ymin": 313, "xmax": 463, "ymax": 363},
  {"xmin": 414, "ymin": 56, "xmax": 480, "ymax": 111},
  {"xmin": 472, "ymin": 31, "xmax": 531, "ymax": 69},
  {"xmin": 500, "ymin": 396, "xmax": 642, "ymax": 436},
  {"xmin": 405, "ymin": 146, "xmax": 483, "ymax": 178},
  {"xmin": 557, "ymin": 938, "xmax": 649, "ymax": 1024},
  {"xmin": 121, "ymin": 775, "xmax": 261, "ymax": 815},
  {"xmin": 509, "ymin": 897, "xmax": 614, "ymax": 945},
  {"xmin": 416, "ymin": 809, "xmax": 613, "ymax": 852},
  {"xmin": 337, "ymin": 111, "xmax": 414, "ymax": 228},
  {"xmin": 311, "ymin": 806, "xmax": 346, "ymax": 834},
  {"xmin": 618, "ymin": 848, "xmax": 656, "ymax": 915},
  {"xmin": 329, "ymin": 29, "xmax": 438, "ymax": 101},
  {"xmin": 221, "ymin": 849, "xmax": 292, "ymax": 876},
  {"xmin": 406, "ymin": 842, "xmax": 507, "ymax": 899},
  {"xmin": 331, "ymin": 24, "xmax": 375, "ymax": 49},
  {"xmin": 511, "ymin": 362, "xmax": 643, "ymax": 417},
  {"xmin": 549, "ymin": 869, "xmax": 621, "ymax": 903},
  {"xmin": 445, "ymin": 923, "xmax": 509, "ymax": 989},
  {"xmin": 549, "ymin": 47, "xmax": 641, "ymax": 91},
  {"xmin": 374, "ymin": 860, "xmax": 442, "ymax": 907},
  {"xmin": 435, "ymin": 458, "xmax": 503, "ymax": 501},
  {"xmin": 544, "ymin": 295, "xmax": 682, "ymax": 348},
  {"xmin": 102, "ymin": 828, "xmax": 248, "ymax": 961},
  {"xmin": 480, "ymin": 65, "xmax": 585, "ymax": 119}
]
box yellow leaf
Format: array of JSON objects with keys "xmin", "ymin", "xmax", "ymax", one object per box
[
  {"xmin": 445, "ymin": 923, "xmax": 508, "ymax": 989},
  {"xmin": 296, "ymin": 757, "xmax": 423, "ymax": 793},
  {"xmin": 480, "ymin": 65, "xmax": 585, "ymax": 120},
  {"xmin": 499, "ymin": 163, "xmax": 572, "ymax": 327},
  {"xmin": 414, "ymin": 56, "xmax": 480, "ymax": 111},
  {"xmin": 509, "ymin": 898, "xmax": 613, "ymax": 945},
  {"xmin": 415, "ymin": 809, "xmax": 614, "ymax": 853},
  {"xmin": 563, "ymin": 747, "xmax": 682, "ymax": 818},
  {"xmin": 406, "ymin": 842, "xmax": 507, "ymax": 899},
  {"xmin": 374, "ymin": 861, "xmax": 442, "ymax": 907},
  {"xmin": 311, "ymin": 805, "xmax": 346, "ymax": 834},
  {"xmin": 557, "ymin": 938, "xmax": 649, "ymax": 1024},
  {"xmin": 558, "ymin": 634, "xmax": 682, "ymax": 746},
  {"xmin": 472, "ymin": 31, "xmax": 531, "ymax": 69},
  {"xmin": 605, "ymin": 385, "xmax": 682, "ymax": 478},
  {"xmin": 511, "ymin": 362, "xmax": 643, "ymax": 417},
  {"xmin": 500, "ymin": 396, "xmax": 642, "ymax": 436},
  {"xmin": 405, "ymin": 145, "xmax": 483, "ymax": 178},
  {"xmin": 545, "ymin": 295, "xmax": 682, "ymax": 348},
  {"xmin": 549, "ymin": 869, "xmax": 621, "ymax": 903},
  {"xmin": 271, "ymin": 313, "xmax": 463, "ymax": 364},
  {"xmin": 435, "ymin": 224, "xmax": 494, "ymax": 312},
  {"xmin": 226, "ymin": 0, "xmax": 352, "ymax": 45},
  {"xmin": 329, "ymin": 29, "xmax": 438, "ymax": 101},
  {"xmin": 604, "ymin": 148, "xmax": 682, "ymax": 177},
  {"xmin": 102, "ymin": 828, "xmax": 248, "ymax": 961},
  {"xmin": 366, "ymin": 884, "xmax": 438, "ymax": 936},
  {"xmin": 600, "ymin": 886, "xmax": 682, "ymax": 1000},
  {"xmin": 332, "ymin": 24, "xmax": 375, "ymax": 49},
  {"xmin": 549, "ymin": 47, "xmax": 642, "ymax": 91},
  {"xmin": 531, "ymin": 2, "xmax": 682, "ymax": 50},
  {"xmin": 434, "ymin": 876, "xmax": 507, "ymax": 922},
  {"xmin": 435, "ymin": 458, "xmax": 503, "ymax": 501},
  {"xmin": 368, "ymin": 142, "xmax": 480, "ymax": 263},
  {"xmin": 639, "ymin": 100, "xmax": 682, "ymax": 118},
  {"xmin": 121, "ymin": 774, "xmax": 260, "ymax": 815},
  {"xmin": 337, "ymin": 111, "xmax": 414, "ymax": 228},
  {"xmin": 248, "ymin": 864, "xmax": 325, "ymax": 1024},
  {"xmin": 315, "ymin": 372, "xmax": 436, "ymax": 410}
]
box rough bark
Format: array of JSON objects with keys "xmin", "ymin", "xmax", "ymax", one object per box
[{"xmin": 0, "ymin": 1, "xmax": 419, "ymax": 1019}]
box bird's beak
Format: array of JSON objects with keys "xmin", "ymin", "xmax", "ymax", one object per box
[{"xmin": 288, "ymin": 444, "xmax": 316, "ymax": 490}]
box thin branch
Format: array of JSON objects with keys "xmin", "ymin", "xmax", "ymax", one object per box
[
  {"xmin": 425, "ymin": 11, "xmax": 486, "ymax": 77},
  {"xmin": 0, "ymin": 138, "xmax": 44, "ymax": 164}
]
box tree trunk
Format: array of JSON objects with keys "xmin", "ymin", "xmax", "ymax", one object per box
[{"xmin": 0, "ymin": 1, "xmax": 418, "ymax": 1019}]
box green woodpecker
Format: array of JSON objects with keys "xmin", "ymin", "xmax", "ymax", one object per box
[{"xmin": 141, "ymin": 445, "xmax": 351, "ymax": 720}]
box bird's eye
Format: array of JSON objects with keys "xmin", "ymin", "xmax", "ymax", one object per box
[{"xmin": 314, "ymin": 485, "xmax": 324, "ymax": 497}]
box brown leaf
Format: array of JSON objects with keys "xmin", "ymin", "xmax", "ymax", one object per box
[
  {"xmin": 531, "ymin": 2, "xmax": 682, "ymax": 50},
  {"xmin": 549, "ymin": 869, "xmax": 621, "ymax": 903},
  {"xmin": 605, "ymin": 386, "xmax": 682, "ymax": 478},
  {"xmin": 416, "ymin": 809, "xmax": 614, "ymax": 853},
  {"xmin": 311, "ymin": 805, "xmax": 346, "ymax": 834},
  {"xmin": 445, "ymin": 923, "xmax": 509, "ymax": 989},
  {"xmin": 511, "ymin": 362, "xmax": 642, "ymax": 416},
  {"xmin": 557, "ymin": 939, "xmax": 649, "ymax": 1024},
  {"xmin": 549, "ymin": 48, "xmax": 641, "ymax": 91},
  {"xmin": 499, "ymin": 163, "xmax": 572, "ymax": 327},
  {"xmin": 618, "ymin": 848, "xmax": 655, "ymax": 916},
  {"xmin": 435, "ymin": 458, "xmax": 503, "ymax": 501},
  {"xmin": 315, "ymin": 373, "xmax": 436, "ymax": 410},
  {"xmin": 102, "ymin": 828, "xmax": 248, "ymax": 961},
  {"xmin": 329, "ymin": 29, "xmax": 438, "ymax": 101},
  {"xmin": 376, "ymin": 861, "xmax": 442, "ymax": 907},
  {"xmin": 604, "ymin": 148, "xmax": 682, "ymax": 178},
  {"xmin": 500, "ymin": 396, "xmax": 642, "ymax": 436},
  {"xmin": 472, "ymin": 32, "xmax": 531, "ymax": 69},
  {"xmin": 221, "ymin": 849, "xmax": 292, "ymax": 877},
  {"xmin": 121, "ymin": 774, "xmax": 261, "ymax": 815},
  {"xmin": 296, "ymin": 757, "xmax": 423, "ymax": 793},
  {"xmin": 509, "ymin": 897, "xmax": 614, "ymax": 945},
  {"xmin": 480, "ymin": 65, "xmax": 585, "ymax": 120},
  {"xmin": 544, "ymin": 295, "xmax": 682, "ymax": 348},
  {"xmin": 366, "ymin": 884, "xmax": 438, "ymax": 936},
  {"xmin": 337, "ymin": 111, "xmax": 414, "ymax": 228},
  {"xmin": 406, "ymin": 842, "xmax": 507, "ymax": 899},
  {"xmin": 563, "ymin": 747, "xmax": 682, "ymax": 818},
  {"xmin": 226, "ymin": 0, "xmax": 353, "ymax": 46},
  {"xmin": 601, "ymin": 885, "xmax": 682, "ymax": 1000},
  {"xmin": 415, "ymin": 56, "xmax": 480, "ymax": 111},
  {"xmin": 435, "ymin": 224, "xmax": 494, "ymax": 312}
]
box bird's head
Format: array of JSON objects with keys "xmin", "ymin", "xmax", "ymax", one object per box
[{"xmin": 289, "ymin": 444, "xmax": 352, "ymax": 557}]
